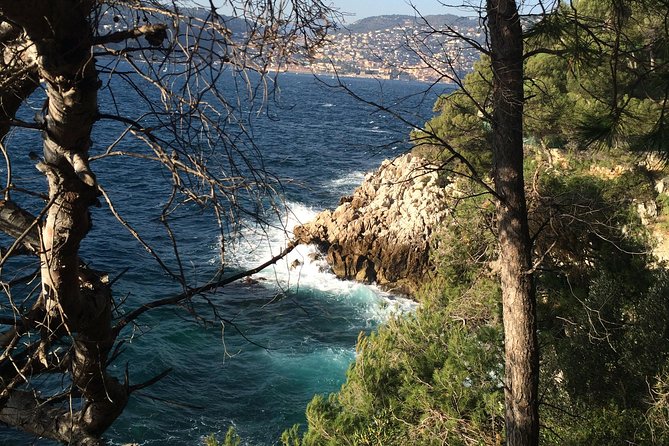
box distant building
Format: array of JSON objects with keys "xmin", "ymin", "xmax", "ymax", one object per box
[{"xmin": 300, "ymin": 14, "xmax": 482, "ymax": 81}]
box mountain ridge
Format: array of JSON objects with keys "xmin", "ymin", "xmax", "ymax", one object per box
[{"xmin": 342, "ymin": 13, "xmax": 479, "ymax": 34}]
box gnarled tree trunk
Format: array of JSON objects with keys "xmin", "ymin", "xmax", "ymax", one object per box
[{"xmin": 0, "ymin": 1, "xmax": 127, "ymax": 443}]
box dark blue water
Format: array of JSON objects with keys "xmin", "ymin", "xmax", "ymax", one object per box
[{"xmin": 0, "ymin": 71, "xmax": 446, "ymax": 445}]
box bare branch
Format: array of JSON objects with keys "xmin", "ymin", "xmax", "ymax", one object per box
[
  {"xmin": 113, "ymin": 240, "xmax": 298, "ymax": 336},
  {"xmin": 93, "ymin": 23, "xmax": 168, "ymax": 46}
]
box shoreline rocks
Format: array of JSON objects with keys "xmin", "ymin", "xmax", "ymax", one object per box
[{"xmin": 294, "ymin": 153, "xmax": 451, "ymax": 295}]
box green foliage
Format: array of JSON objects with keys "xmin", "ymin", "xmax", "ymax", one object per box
[
  {"xmin": 203, "ymin": 434, "xmax": 219, "ymax": 446},
  {"xmin": 532, "ymin": 168, "xmax": 669, "ymax": 444},
  {"xmin": 287, "ymin": 164, "xmax": 669, "ymax": 444},
  {"xmin": 285, "ymin": 2, "xmax": 669, "ymax": 444},
  {"xmin": 418, "ymin": 1, "xmax": 669, "ymax": 156},
  {"xmin": 281, "ymin": 424, "xmax": 302, "ymax": 446},
  {"xmin": 647, "ymin": 368, "xmax": 669, "ymax": 444},
  {"xmin": 203, "ymin": 427, "xmax": 241, "ymax": 446},
  {"xmin": 430, "ymin": 186, "xmax": 496, "ymax": 289},
  {"xmin": 411, "ymin": 58, "xmax": 493, "ymax": 175},
  {"xmin": 542, "ymin": 404, "xmax": 653, "ymax": 445},
  {"xmin": 655, "ymin": 192, "xmax": 669, "ymax": 231},
  {"xmin": 526, "ymin": 0, "xmax": 669, "ymax": 152},
  {"xmin": 524, "ymin": 53, "xmax": 572, "ymax": 147}
]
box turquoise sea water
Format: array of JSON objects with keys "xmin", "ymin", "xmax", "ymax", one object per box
[{"xmin": 0, "ymin": 71, "xmax": 447, "ymax": 445}]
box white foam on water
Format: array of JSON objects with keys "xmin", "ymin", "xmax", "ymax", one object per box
[
  {"xmin": 362, "ymin": 284, "xmax": 418, "ymax": 321},
  {"xmin": 268, "ymin": 345, "xmax": 355, "ymax": 372},
  {"xmin": 225, "ymin": 201, "xmax": 417, "ymax": 323},
  {"xmin": 329, "ymin": 171, "xmax": 366, "ymax": 191}
]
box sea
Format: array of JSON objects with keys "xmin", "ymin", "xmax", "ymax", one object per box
[{"xmin": 0, "ymin": 69, "xmax": 448, "ymax": 445}]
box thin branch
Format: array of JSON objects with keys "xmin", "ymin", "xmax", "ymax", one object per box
[
  {"xmin": 112, "ymin": 240, "xmax": 298, "ymax": 336},
  {"xmin": 93, "ymin": 23, "xmax": 168, "ymax": 46},
  {"xmin": 128, "ymin": 367, "xmax": 172, "ymax": 392}
]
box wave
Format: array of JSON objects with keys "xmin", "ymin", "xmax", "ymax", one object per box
[
  {"xmin": 328, "ymin": 171, "xmax": 366, "ymax": 192},
  {"xmin": 225, "ymin": 201, "xmax": 417, "ymax": 323},
  {"xmin": 267, "ymin": 345, "xmax": 354, "ymax": 371}
]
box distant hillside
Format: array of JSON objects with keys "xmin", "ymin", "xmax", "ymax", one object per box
[{"xmin": 343, "ymin": 14, "xmax": 478, "ymax": 33}]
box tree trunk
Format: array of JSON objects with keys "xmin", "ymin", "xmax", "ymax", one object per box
[
  {"xmin": 0, "ymin": 1, "xmax": 127, "ymax": 442},
  {"xmin": 33, "ymin": 2, "xmax": 128, "ymax": 440},
  {"xmin": 487, "ymin": 1, "xmax": 540, "ymax": 445}
]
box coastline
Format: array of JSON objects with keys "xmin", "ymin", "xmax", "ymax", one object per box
[
  {"xmin": 294, "ymin": 152, "xmax": 450, "ymax": 296},
  {"xmin": 267, "ymin": 63, "xmax": 453, "ymax": 84}
]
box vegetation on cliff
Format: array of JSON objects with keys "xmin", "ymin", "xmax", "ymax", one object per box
[
  {"xmin": 285, "ymin": 0, "xmax": 669, "ymax": 444},
  {"xmin": 284, "ymin": 147, "xmax": 669, "ymax": 445}
]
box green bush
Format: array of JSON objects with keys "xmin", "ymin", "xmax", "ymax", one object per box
[
  {"xmin": 286, "ymin": 168, "xmax": 669, "ymax": 445},
  {"xmin": 203, "ymin": 427, "xmax": 241, "ymax": 446}
]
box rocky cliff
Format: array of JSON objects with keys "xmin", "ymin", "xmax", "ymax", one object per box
[{"xmin": 294, "ymin": 153, "xmax": 451, "ymax": 294}]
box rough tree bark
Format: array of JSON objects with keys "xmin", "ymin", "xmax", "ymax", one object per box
[
  {"xmin": 487, "ymin": 0, "xmax": 540, "ymax": 445},
  {"xmin": 0, "ymin": 1, "xmax": 125, "ymax": 443}
]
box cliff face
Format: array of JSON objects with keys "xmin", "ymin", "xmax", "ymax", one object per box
[{"xmin": 294, "ymin": 153, "xmax": 451, "ymax": 294}]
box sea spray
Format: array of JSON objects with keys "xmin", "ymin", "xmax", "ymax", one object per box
[{"xmin": 227, "ymin": 200, "xmax": 417, "ymax": 323}]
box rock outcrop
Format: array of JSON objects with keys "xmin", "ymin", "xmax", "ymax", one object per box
[{"xmin": 294, "ymin": 153, "xmax": 451, "ymax": 294}]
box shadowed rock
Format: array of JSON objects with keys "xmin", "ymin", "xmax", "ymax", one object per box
[{"xmin": 294, "ymin": 153, "xmax": 451, "ymax": 295}]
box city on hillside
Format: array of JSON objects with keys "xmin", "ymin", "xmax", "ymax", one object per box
[
  {"xmin": 288, "ymin": 14, "xmax": 484, "ymax": 82},
  {"xmin": 97, "ymin": 7, "xmax": 482, "ymax": 82}
]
